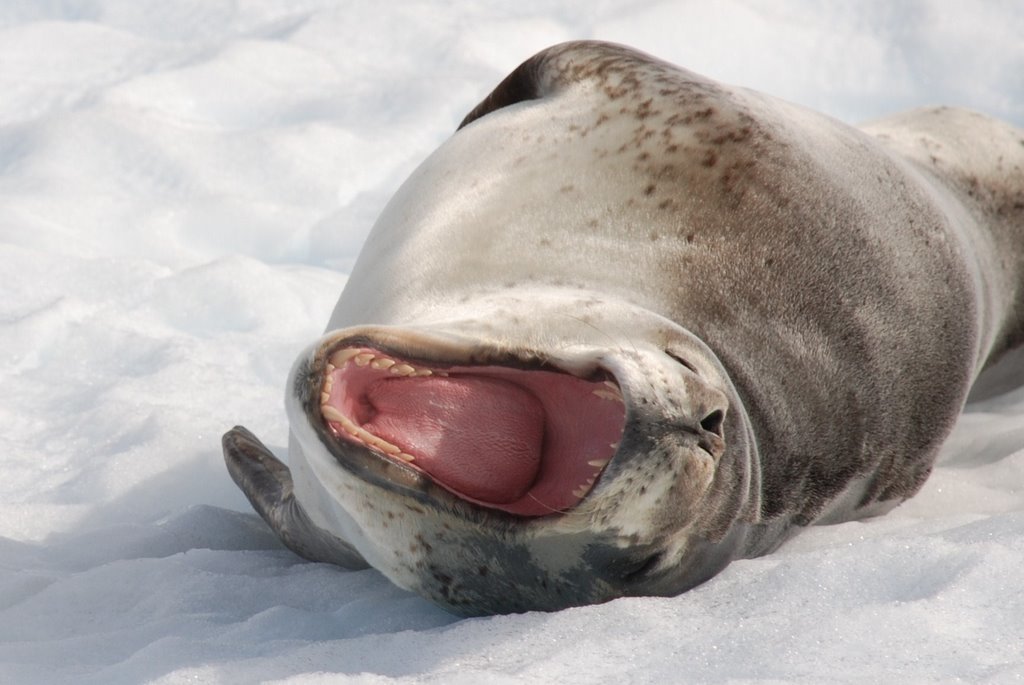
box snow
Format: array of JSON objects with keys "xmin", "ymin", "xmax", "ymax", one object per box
[{"xmin": 1, "ymin": 1, "xmax": 1023, "ymax": 683}]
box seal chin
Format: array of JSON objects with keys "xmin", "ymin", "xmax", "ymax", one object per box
[{"xmin": 298, "ymin": 331, "xmax": 628, "ymax": 518}]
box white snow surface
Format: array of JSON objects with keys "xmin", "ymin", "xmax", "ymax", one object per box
[{"xmin": 2, "ymin": 1, "xmax": 1024, "ymax": 683}]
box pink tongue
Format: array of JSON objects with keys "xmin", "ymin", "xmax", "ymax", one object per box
[{"xmin": 362, "ymin": 376, "xmax": 545, "ymax": 503}]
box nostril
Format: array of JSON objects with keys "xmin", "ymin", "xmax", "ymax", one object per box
[{"xmin": 700, "ymin": 409, "xmax": 724, "ymax": 436}]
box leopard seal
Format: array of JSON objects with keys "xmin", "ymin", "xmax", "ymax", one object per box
[{"xmin": 223, "ymin": 41, "xmax": 1024, "ymax": 615}]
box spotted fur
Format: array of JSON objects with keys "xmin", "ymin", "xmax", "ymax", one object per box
[{"xmin": 225, "ymin": 42, "xmax": 1024, "ymax": 615}]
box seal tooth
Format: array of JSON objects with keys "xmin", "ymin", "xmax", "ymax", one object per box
[
  {"xmin": 325, "ymin": 409, "xmax": 369, "ymax": 438},
  {"xmin": 411, "ymin": 369, "xmax": 433, "ymax": 377},
  {"xmin": 343, "ymin": 421, "xmax": 366, "ymax": 440},
  {"xmin": 322, "ymin": 400, "xmax": 409, "ymax": 459},
  {"xmin": 322, "ymin": 405, "xmax": 347, "ymax": 423},
  {"xmin": 610, "ymin": 442, "xmax": 619, "ymax": 450},
  {"xmin": 320, "ymin": 391, "xmax": 330, "ymax": 404},
  {"xmin": 390, "ymin": 364, "xmax": 416, "ymax": 376},
  {"xmin": 573, "ymin": 473, "xmax": 599, "ymax": 500},
  {"xmin": 592, "ymin": 389, "xmax": 624, "ymax": 403},
  {"xmin": 587, "ymin": 458, "xmax": 610, "ymax": 468},
  {"xmin": 329, "ymin": 348, "xmax": 360, "ymax": 366},
  {"xmin": 371, "ymin": 358, "xmax": 396, "ymax": 370},
  {"xmin": 365, "ymin": 433, "xmax": 401, "ymax": 455},
  {"xmin": 378, "ymin": 442, "xmax": 402, "ymax": 455},
  {"xmin": 354, "ymin": 352, "xmax": 375, "ymax": 367}
]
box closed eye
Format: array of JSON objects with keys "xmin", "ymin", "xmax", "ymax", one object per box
[{"xmin": 665, "ymin": 350, "xmax": 698, "ymax": 374}]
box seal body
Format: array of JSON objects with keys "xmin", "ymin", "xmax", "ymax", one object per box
[{"xmin": 224, "ymin": 41, "xmax": 1024, "ymax": 615}]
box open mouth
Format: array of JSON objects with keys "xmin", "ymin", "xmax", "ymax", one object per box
[{"xmin": 318, "ymin": 346, "xmax": 626, "ymax": 516}]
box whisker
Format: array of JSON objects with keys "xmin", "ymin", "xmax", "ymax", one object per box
[
  {"xmin": 526, "ymin": 492, "xmax": 572, "ymax": 515},
  {"xmin": 557, "ymin": 313, "xmax": 640, "ymax": 360}
]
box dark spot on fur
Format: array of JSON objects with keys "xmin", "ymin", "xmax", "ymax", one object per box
[
  {"xmin": 702, "ymin": 150, "xmax": 718, "ymax": 167},
  {"xmin": 644, "ymin": 183, "xmax": 656, "ymax": 196},
  {"xmin": 433, "ymin": 570, "xmax": 453, "ymax": 591},
  {"xmin": 636, "ymin": 98, "xmax": 656, "ymax": 120},
  {"xmin": 711, "ymin": 126, "xmax": 752, "ymax": 146}
]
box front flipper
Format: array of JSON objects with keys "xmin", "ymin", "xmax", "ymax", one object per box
[{"xmin": 223, "ymin": 426, "xmax": 368, "ymax": 569}]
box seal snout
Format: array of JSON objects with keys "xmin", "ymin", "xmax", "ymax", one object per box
[{"xmin": 318, "ymin": 345, "xmax": 626, "ymax": 516}]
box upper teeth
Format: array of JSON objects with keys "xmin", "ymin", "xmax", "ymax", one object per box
[
  {"xmin": 328, "ymin": 349, "xmax": 443, "ymax": 377},
  {"xmin": 391, "ymin": 364, "xmax": 416, "ymax": 376}
]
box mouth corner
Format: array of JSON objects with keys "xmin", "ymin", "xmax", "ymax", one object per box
[{"xmin": 311, "ymin": 340, "xmax": 627, "ymax": 518}]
